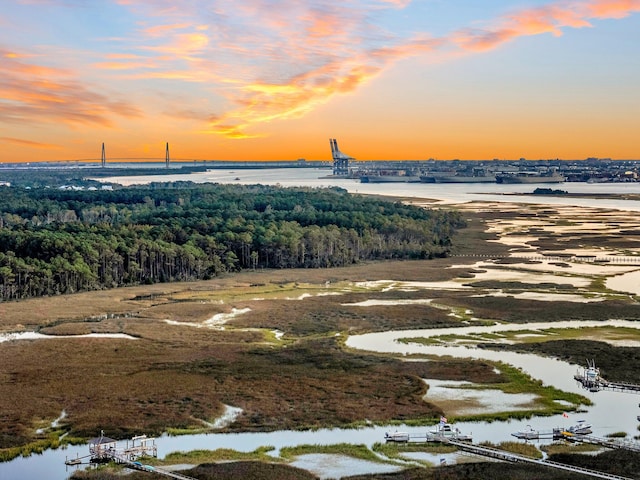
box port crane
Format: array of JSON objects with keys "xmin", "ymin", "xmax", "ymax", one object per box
[{"xmin": 329, "ymin": 138, "xmax": 354, "ymax": 176}]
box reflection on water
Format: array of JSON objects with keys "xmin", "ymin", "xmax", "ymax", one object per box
[
  {"xmin": 290, "ymin": 454, "xmax": 403, "ymax": 479},
  {"xmin": 606, "ymin": 269, "xmax": 640, "ymax": 295}
]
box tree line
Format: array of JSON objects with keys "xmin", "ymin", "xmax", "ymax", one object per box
[{"xmin": 0, "ymin": 183, "xmax": 465, "ymax": 300}]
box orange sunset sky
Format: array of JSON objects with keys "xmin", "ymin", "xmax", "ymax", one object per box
[{"xmin": 1, "ymin": 0, "xmax": 639, "ymax": 163}]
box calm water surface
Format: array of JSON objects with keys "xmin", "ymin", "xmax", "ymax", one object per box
[{"xmin": 99, "ymin": 167, "xmax": 640, "ymax": 211}]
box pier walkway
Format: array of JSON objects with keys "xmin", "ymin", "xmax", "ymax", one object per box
[
  {"xmin": 111, "ymin": 453, "xmax": 197, "ymax": 480},
  {"xmin": 447, "ymin": 439, "xmax": 636, "ymax": 480},
  {"xmin": 562, "ymin": 433, "xmax": 640, "ymax": 453},
  {"xmin": 451, "ymin": 254, "xmax": 640, "ymax": 264},
  {"xmin": 574, "ymin": 361, "xmax": 640, "ymax": 395},
  {"xmin": 574, "ymin": 376, "xmax": 640, "ymax": 394},
  {"xmin": 387, "ymin": 429, "xmax": 638, "ymax": 479},
  {"xmin": 65, "ymin": 433, "xmax": 198, "ymax": 480}
]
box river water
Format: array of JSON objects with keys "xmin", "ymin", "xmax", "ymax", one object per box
[
  {"xmin": 3, "ymin": 168, "xmax": 640, "ymax": 479},
  {"xmin": 99, "ymin": 166, "xmax": 640, "ymax": 211}
]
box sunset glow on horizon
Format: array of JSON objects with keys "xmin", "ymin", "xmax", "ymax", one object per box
[{"xmin": 1, "ymin": 0, "xmax": 639, "ymax": 163}]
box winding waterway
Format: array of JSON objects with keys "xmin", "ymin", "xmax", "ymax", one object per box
[
  {"xmin": 3, "ymin": 169, "xmax": 640, "ymax": 479},
  {"xmin": 4, "ymin": 318, "xmax": 640, "ymax": 480}
]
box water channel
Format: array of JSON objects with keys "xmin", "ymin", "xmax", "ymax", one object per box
[{"xmin": 3, "ymin": 170, "xmax": 640, "ymax": 479}]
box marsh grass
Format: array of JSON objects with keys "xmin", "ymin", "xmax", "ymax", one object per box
[
  {"xmin": 159, "ymin": 446, "xmax": 278, "ymax": 465},
  {"xmin": 372, "ymin": 441, "xmax": 456, "ymax": 460},
  {"xmin": 416, "ymin": 326, "xmax": 640, "ymax": 346},
  {"xmin": 0, "ymin": 429, "xmax": 85, "ymax": 462},
  {"xmin": 541, "ymin": 442, "xmax": 601, "ymax": 455},
  {"xmin": 480, "ymin": 441, "xmax": 542, "ymax": 458},
  {"xmin": 279, "ymin": 443, "xmax": 386, "ymax": 463},
  {"xmin": 3, "ymin": 201, "xmax": 640, "ymax": 466}
]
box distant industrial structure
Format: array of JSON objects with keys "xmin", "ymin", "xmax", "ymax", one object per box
[
  {"xmin": 3, "ymin": 139, "xmax": 640, "ymax": 184},
  {"xmin": 329, "ymin": 138, "xmax": 354, "ymax": 176}
]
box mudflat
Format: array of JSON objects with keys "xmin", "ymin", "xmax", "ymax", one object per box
[{"xmin": 2, "ymin": 199, "xmax": 639, "ymax": 458}]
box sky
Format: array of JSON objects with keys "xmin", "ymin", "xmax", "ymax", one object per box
[{"xmin": 1, "ymin": 0, "xmax": 639, "ymax": 163}]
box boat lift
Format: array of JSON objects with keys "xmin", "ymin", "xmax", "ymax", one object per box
[{"xmin": 574, "ymin": 360, "xmax": 640, "ymax": 394}]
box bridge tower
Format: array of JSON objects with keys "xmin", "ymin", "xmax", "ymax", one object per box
[
  {"xmin": 165, "ymin": 142, "xmax": 170, "ymax": 168},
  {"xmin": 329, "ymin": 138, "xmax": 354, "ymax": 176},
  {"xmin": 101, "ymin": 142, "xmax": 106, "ymax": 167}
]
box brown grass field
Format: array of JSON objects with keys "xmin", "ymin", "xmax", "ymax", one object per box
[{"xmin": 3, "ymin": 200, "xmax": 640, "ymax": 478}]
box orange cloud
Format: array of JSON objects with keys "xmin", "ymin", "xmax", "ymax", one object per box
[
  {"xmin": 142, "ymin": 22, "xmax": 191, "ymax": 37},
  {"xmin": 0, "ymin": 47, "xmax": 142, "ymax": 126},
  {"xmin": 586, "ymin": 0, "xmax": 640, "ymax": 18},
  {"xmin": 453, "ymin": 0, "xmax": 640, "ymax": 52},
  {"xmin": 0, "ymin": 137, "xmax": 60, "ymax": 149},
  {"xmin": 5, "ymin": 0, "xmax": 638, "ymax": 147},
  {"xmin": 207, "ymin": 60, "xmax": 382, "ymax": 137},
  {"xmin": 189, "ymin": 0, "xmax": 640, "ymax": 138}
]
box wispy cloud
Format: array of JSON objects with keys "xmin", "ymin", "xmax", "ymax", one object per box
[
  {"xmin": 0, "ymin": 48, "xmax": 142, "ymax": 126},
  {"xmin": 452, "ymin": 0, "xmax": 640, "ymax": 51},
  {"xmin": 0, "ymin": 137, "xmax": 60, "ymax": 149},
  {"xmin": 2, "ymin": 0, "xmax": 639, "ymax": 140},
  {"xmin": 174, "ymin": 0, "xmax": 640, "ymax": 138}
]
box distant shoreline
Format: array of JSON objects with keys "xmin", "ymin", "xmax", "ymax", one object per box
[{"xmin": 502, "ymin": 191, "xmax": 640, "ymax": 201}]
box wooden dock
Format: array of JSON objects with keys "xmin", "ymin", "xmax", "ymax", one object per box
[
  {"xmin": 66, "ymin": 432, "xmax": 197, "ymax": 479},
  {"xmin": 574, "ymin": 361, "xmax": 640, "ymax": 394},
  {"xmin": 385, "ymin": 423, "xmax": 640, "ymax": 479},
  {"xmin": 562, "ymin": 433, "xmax": 640, "ymax": 453},
  {"xmin": 447, "ymin": 439, "xmax": 637, "ymax": 480}
]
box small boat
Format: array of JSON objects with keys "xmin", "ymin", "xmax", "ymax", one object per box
[
  {"xmin": 430, "ymin": 423, "xmax": 473, "ymax": 441},
  {"xmin": 566, "ymin": 420, "xmax": 592, "ymax": 435},
  {"xmin": 384, "ymin": 431, "xmax": 410, "ymax": 443},
  {"xmin": 512, "ymin": 425, "xmax": 539, "ymax": 440},
  {"xmin": 431, "ymin": 423, "xmax": 457, "ymax": 436}
]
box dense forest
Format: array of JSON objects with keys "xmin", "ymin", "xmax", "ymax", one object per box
[{"xmin": 0, "ymin": 183, "xmax": 465, "ymax": 300}]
